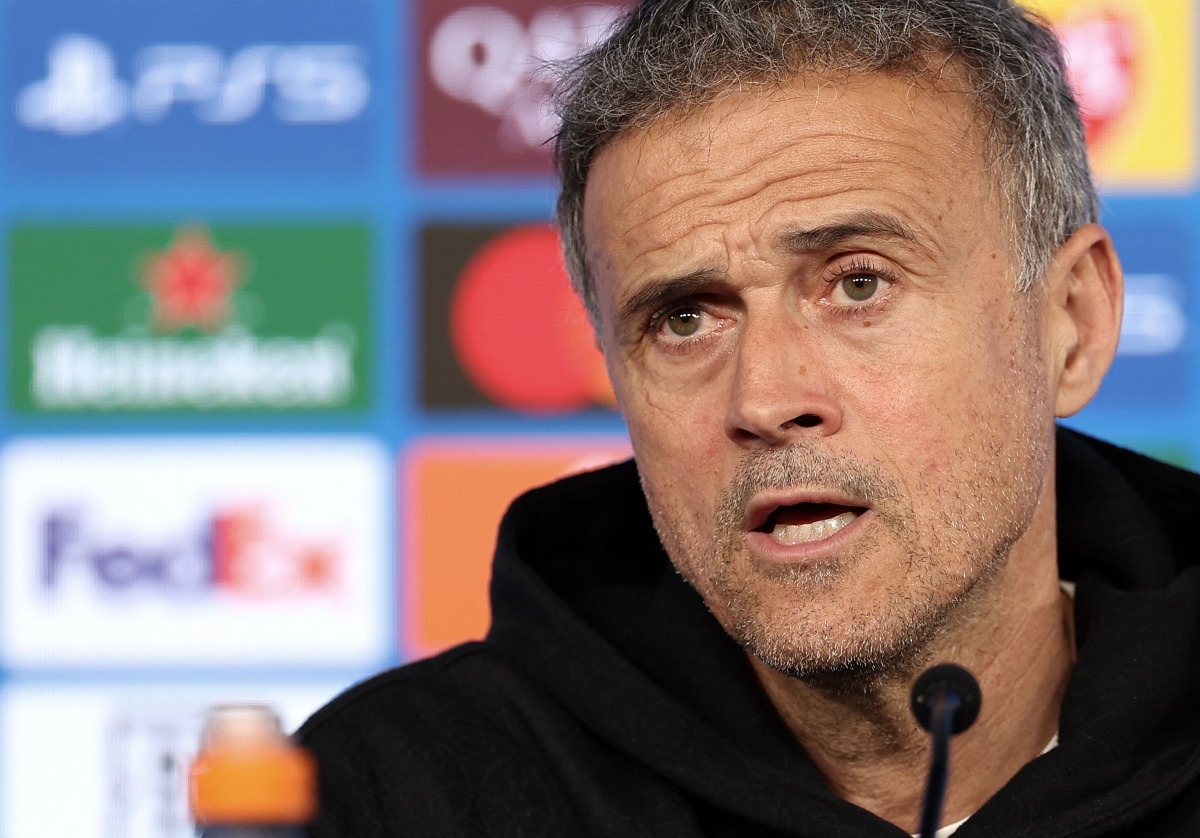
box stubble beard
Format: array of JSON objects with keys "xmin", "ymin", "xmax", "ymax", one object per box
[{"xmin": 641, "ymin": 429, "xmax": 1049, "ymax": 694}]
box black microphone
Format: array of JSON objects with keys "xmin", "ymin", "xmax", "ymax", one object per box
[{"xmin": 909, "ymin": 663, "xmax": 982, "ymax": 838}]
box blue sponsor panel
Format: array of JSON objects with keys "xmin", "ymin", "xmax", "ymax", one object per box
[
  {"xmin": 1088, "ymin": 221, "xmax": 1192, "ymax": 411},
  {"xmin": 4, "ymin": 0, "xmax": 374, "ymax": 175}
]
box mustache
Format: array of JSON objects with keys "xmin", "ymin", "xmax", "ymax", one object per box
[{"xmin": 716, "ymin": 444, "xmax": 901, "ymax": 531}]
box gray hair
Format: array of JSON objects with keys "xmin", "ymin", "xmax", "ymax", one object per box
[{"xmin": 552, "ymin": 0, "xmax": 1098, "ymax": 326}]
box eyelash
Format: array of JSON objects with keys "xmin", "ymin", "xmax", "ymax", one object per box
[
  {"xmin": 822, "ymin": 257, "xmax": 898, "ymax": 311},
  {"xmin": 646, "ymin": 301, "xmax": 719, "ymax": 345}
]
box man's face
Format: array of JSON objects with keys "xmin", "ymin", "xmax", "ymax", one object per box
[{"xmin": 583, "ymin": 73, "xmax": 1061, "ymax": 680}]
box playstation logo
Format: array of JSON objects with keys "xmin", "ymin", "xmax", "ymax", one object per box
[
  {"xmin": 16, "ymin": 35, "xmax": 129, "ymax": 135},
  {"xmin": 15, "ymin": 32, "xmax": 369, "ymax": 136}
]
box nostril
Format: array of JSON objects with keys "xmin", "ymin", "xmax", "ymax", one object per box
[{"xmin": 793, "ymin": 414, "xmax": 821, "ymax": 428}]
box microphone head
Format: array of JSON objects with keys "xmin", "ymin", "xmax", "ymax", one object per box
[{"xmin": 910, "ymin": 663, "xmax": 982, "ymax": 735}]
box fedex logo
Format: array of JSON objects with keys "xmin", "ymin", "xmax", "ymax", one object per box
[
  {"xmin": 41, "ymin": 505, "xmax": 340, "ymax": 599},
  {"xmin": 17, "ymin": 35, "xmax": 369, "ymax": 136},
  {"xmin": 1, "ymin": 437, "xmax": 387, "ymax": 667}
]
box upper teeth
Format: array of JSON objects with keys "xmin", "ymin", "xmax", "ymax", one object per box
[{"xmin": 771, "ymin": 510, "xmax": 858, "ymax": 545}]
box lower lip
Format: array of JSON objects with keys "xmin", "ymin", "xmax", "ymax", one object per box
[{"xmin": 743, "ymin": 509, "xmax": 870, "ymax": 565}]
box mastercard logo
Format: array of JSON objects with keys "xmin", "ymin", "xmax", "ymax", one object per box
[{"xmin": 424, "ymin": 222, "xmax": 615, "ymax": 413}]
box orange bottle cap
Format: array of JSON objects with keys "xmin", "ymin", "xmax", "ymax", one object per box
[{"xmin": 188, "ymin": 704, "xmax": 317, "ymax": 826}]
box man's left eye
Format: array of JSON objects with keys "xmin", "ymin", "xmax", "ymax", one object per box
[
  {"xmin": 665, "ymin": 308, "xmax": 703, "ymax": 337},
  {"xmin": 840, "ymin": 274, "xmax": 880, "ymax": 302}
]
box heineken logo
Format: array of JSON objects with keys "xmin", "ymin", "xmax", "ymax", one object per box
[
  {"xmin": 141, "ymin": 228, "xmax": 244, "ymax": 333},
  {"xmin": 9, "ymin": 224, "xmax": 372, "ymax": 413}
]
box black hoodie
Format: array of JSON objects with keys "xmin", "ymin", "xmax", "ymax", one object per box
[{"xmin": 298, "ymin": 428, "xmax": 1200, "ymax": 836}]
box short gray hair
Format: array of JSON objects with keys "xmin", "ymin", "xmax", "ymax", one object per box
[{"xmin": 552, "ymin": 0, "xmax": 1098, "ymax": 326}]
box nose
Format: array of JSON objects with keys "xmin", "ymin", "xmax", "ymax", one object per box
[{"xmin": 723, "ymin": 317, "xmax": 842, "ymax": 447}]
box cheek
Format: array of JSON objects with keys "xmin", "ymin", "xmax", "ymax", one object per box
[
  {"xmin": 874, "ymin": 329, "xmax": 1049, "ymax": 498},
  {"xmin": 626, "ymin": 397, "xmax": 729, "ymax": 495},
  {"xmin": 615, "ymin": 360, "xmax": 729, "ymax": 455},
  {"xmin": 617, "ymin": 380, "xmax": 729, "ymax": 527},
  {"xmin": 837, "ymin": 330, "xmax": 998, "ymax": 477}
]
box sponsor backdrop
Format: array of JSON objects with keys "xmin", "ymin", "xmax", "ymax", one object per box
[{"xmin": 0, "ymin": 0, "xmax": 1195, "ymax": 833}]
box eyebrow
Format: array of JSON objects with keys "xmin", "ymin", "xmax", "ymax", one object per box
[
  {"xmin": 615, "ymin": 269, "xmax": 723, "ymax": 334},
  {"xmin": 776, "ymin": 210, "xmax": 935, "ymax": 256},
  {"xmin": 613, "ymin": 210, "xmax": 937, "ymax": 334}
]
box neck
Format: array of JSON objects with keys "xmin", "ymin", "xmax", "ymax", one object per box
[{"xmin": 749, "ymin": 516, "xmax": 1074, "ymax": 833}]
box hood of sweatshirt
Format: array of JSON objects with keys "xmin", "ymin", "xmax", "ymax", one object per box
[{"xmin": 487, "ymin": 428, "xmax": 1200, "ymax": 836}]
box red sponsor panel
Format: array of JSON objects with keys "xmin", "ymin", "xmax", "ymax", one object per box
[
  {"xmin": 421, "ymin": 222, "xmax": 614, "ymax": 412},
  {"xmin": 416, "ymin": 1, "xmax": 628, "ymax": 176},
  {"xmin": 401, "ymin": 438, "xmax": 630, "ymax": 657}
]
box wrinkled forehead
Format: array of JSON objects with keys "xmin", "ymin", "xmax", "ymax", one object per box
[
  {"xmin": 582, "ymin": 65, "xmax": 1003, "ymax": 225},
  {"xmin": 580, "ymin": 70, "xmax": 1008, "ymax": 290},
  {"xmin": 584, "ymin": 54, "xmax": 996, "ymax": 179}
]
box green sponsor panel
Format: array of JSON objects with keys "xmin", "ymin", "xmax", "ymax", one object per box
[{"xmin": 8, "ymin": 224, "xmax": 372, "ymax": 413}]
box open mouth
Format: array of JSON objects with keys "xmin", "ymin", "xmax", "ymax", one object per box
[{"xmin": 754, "ymin": 502, "xmax": 866, "ymax": 546}]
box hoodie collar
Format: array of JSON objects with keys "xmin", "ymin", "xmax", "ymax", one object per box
[{"xmin": 488, "ymin": 429, "xmax": 1200, "ymax": 836}]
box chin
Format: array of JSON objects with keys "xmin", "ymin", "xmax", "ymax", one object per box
[
  {"xmin": 742, "ymin": 618, "xmax": 936, "ymax": 695},
  {"xmin": 725, "ymin": 564, "xmax": 988, "ymax": 694}
]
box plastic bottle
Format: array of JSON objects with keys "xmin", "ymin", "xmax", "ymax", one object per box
[{"xmin": 188, "ymin": 704, "xmax": 317, "ymax": 838}]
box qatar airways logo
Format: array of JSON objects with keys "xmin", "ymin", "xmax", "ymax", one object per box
[
  {"xmin": 41, "ymin": 505, "xmax": 340, "ymax": 599},
  {"xmin": 428, "ymin": 4, "xmax": 619, "ymax": 148},
  {"xmin": 420, "ymin": 2, "xmax": 625, "ymax": 173},
  {"xmin": 16, "ymin": 34, "xmax": 369, "ymax": 136}
]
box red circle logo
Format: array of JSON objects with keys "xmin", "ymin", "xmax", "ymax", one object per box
[{"xmin": 449, "ymin": 224, "xmax": 613, "ymax": 412}]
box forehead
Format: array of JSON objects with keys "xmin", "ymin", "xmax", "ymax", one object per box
[{"xmin": 581, "ymin": 71, "xmax": 1011, "ymax": 317}]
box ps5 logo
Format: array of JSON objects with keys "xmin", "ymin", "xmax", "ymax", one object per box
[{"xmin": 16, "ymin": 34, "xmax": 370, "ymax": 136}]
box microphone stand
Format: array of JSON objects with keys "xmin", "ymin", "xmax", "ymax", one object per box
[{"xmin": 909, "ymin": 663, "xmax": 982, "ymax": 838}]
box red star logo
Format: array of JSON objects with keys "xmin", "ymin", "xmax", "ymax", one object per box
[{"xmin": 141, "ymin": 228, "xmax": 243, "ymax": 333}]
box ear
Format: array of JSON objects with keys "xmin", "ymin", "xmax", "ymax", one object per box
[{"xmin": 1039, "ymin": 223, "xmax": 1124, "ymax": 418}]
